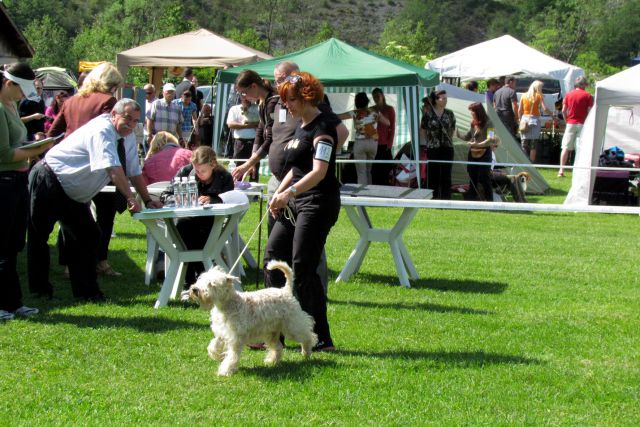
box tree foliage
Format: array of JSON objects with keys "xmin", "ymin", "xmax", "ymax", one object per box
[{"xmin": 4, "ymin": 0, "xmax": 638, "ymax": 84}]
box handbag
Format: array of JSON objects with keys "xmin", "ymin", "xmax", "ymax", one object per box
[{"xmin": 518, "ymin": 117, "xmax": 530, "ymax": 133}]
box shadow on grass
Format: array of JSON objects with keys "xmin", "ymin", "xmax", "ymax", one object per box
[
  {"xmin": 329, "ymin": 298, "xmax": 493, "ymax": 315},
  {"xmin": 243, "ymin": 358, "xmax": 337, "ymax": 381},
  {"xmin": 343, "ymin": 273, "xmax": 508, "ymax": 294},
  {"xmin": 28, "ymin": 312, "xmax": 204, "ymax": 332},
  {"xmin": 337, "ymin": 349, "xmax": 542, "ymax": 366}
]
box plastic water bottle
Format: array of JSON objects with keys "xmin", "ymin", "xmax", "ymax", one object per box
[
  {"xmin": 172, "ymin": 178, "xmax": 182, "ymax": 207},
  {"xmin": 228, "ymin": 161, "xmax": 236, "ymax": 178},
  {"xmin": 188, "ymin": 176, "xmax": 198, "ymax": 206},
  {"xmin": 180, "ymin": 177, "xmax": 189, "ymax": 207}
]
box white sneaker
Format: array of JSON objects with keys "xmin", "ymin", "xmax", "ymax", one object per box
[
  {"xmin": 0, "ymin": 310, "xmax": 15, "ymax": 320},
  {"xmin": 13, "ymin": 306, "xmax": 39, "ymax": 317}
]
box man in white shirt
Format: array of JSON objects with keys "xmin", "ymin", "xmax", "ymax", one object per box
[
  {"xmin": 142, "ymin": 83, "xmax": 156, "ymax": 154},
  {"xmin": 226, "ymin": 96, "xmax": 259, "ymax": 176},
  {"xmin": 28, "ymin": 99, "xmax": 162, "ymax": 302}
]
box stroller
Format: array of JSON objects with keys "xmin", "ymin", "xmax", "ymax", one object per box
[{"xmin": 390, "ymin": 142, "xmax": 427, "ymax": 188}]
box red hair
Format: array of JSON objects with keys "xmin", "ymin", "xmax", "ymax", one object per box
[{"xmin": 277, "ymin": 71, "xmax": 324, "ymax": 106}]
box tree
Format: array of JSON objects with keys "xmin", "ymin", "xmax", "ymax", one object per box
[
  {"xmin": 311, "ymin": 22, "xmax": 334, "ymax": 46},
  {"xmin": 224, "ymin": 28, "xmax": 269, "ymax": 53},
  {"xmin": 376, "ymin": 20, "xmax": 435, "ymax": 66},
  {"xmin": 23, "ymin": 15, "xmax": 74, "ymax": 70}
]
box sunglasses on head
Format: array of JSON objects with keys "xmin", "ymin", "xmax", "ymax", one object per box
[{"xmin": 285, "ymin": 75, "xmax": 301, "ymax": 84}]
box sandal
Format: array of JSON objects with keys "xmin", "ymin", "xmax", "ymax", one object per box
[
  {"xmin": 13, "ymin": 306, "xmax": 39, "ymax": 317},
  {"xmin": 0, "ymin": 310, "xmax": 15, "ymax": 321},
  {"xmin": 96, "ymin": 263, "xmax": 122, "ymax": 277},
  {"xmin": 557, "ymin": 172, "xmax": 565, "ymax": 177}
]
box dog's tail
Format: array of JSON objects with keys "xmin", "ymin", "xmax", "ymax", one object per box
[{"xmin": 266, "ymin": 260, "xmax": 294, "ymax": 292}]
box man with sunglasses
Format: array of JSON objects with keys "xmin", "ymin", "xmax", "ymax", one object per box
[{"xmin": 28, "ymin": 99, "xmax": 162, "ymax": 302}]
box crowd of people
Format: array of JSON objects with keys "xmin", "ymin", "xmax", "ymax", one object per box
[{"xmin": 1, "ymin": 57, "xmax": 592, "ymax": 360}]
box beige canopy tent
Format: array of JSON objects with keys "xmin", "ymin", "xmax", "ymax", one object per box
[{"xmin": 116, "ymin": 28, "xmax": 271, "ymax": 84}]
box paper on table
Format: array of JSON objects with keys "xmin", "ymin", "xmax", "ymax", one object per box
[{"xmin": 219, "ymin": 190, "xmax": 249, "ymax": 205}]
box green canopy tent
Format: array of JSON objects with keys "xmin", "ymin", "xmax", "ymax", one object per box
[{"xmin": 214, "ymin": 38, "xmax": 439, "ymax": 179}]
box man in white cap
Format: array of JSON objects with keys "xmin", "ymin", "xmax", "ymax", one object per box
[{"xmin": 147, "ymin": 82, "xmax": 184, "ymax": 146}]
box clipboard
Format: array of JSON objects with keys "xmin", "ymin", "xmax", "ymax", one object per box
[{"xmin": 21, "ymin": 133, "xmax": 64, "ymax": 150}]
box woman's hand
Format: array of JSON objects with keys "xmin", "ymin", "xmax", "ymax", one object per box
[
  {"xmin": 268, "ymin": 190, "xmax": 291, "ymax": 218},
  {"xmin": 231, "ymin": 163, "xmax": 249, "ymax": 181},
  {"xmin": 198, "ymin": 195, "xmax": 211, "ymax": 205}
]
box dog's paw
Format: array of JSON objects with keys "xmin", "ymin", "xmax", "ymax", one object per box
[
  {"xmin": 180, "ymin": 290, "xmax": 190, "ymax": 301},
  {"xmin": 217, "ymin": 366, "xmax": 235, "ymax": 377}
]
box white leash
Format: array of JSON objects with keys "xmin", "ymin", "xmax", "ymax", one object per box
[{"xmin": 228, "ymin": 208, "xmax": 270, "ymax": 273}]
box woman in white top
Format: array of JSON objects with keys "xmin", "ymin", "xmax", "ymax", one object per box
[{"xmin": 338, "ymin": 92, "xmax": 390, "ymax": 185}]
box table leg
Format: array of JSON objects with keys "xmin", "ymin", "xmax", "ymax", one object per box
[
  {"xmin": 336, "ymin": 206, "xmax": 372, "ymax": 283},
  {"xmin": 390, "ymin": 208, "xmax": 420, "ymax": 281}
]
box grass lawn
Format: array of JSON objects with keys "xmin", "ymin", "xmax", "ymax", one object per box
[{"xmin": 2, "ymin": 170, "xmax": 639, "ymax": 425}]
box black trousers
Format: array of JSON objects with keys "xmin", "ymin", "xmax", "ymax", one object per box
[
  {"xmin": 27, "ymin": 161, "xmax": 102, "ymax": 298},
  {"xmin": 372, "ymin": 145, "xmax": 392, "ymax": 186},
  {"xmin": 467, "ymin": 162, "xmax": 493, "ymax": 201},
  {"xmin": 176, "ymin": 216, "xmax": 215, "ymax": 286},
  {"xmin": 263, "ymin": 192, "xmax": 340, "ymax": 343},
  {"xmin": 426, "ymin": 146, "xmax": 454, "ymax": 200},
  {"xmin": 0, "ymin": 171, "xmax": 28, "ymax": 311},
  {"xmin": 233, "ymin": 138, "xmax": 257, "ymax": 181},
  {"xmin": 58, "ymin": 191, "xmax": 118, "ymax": 265}
]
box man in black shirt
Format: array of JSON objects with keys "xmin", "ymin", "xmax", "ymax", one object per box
[{"xmin": 19, "ymin": 79, "xmax": 46, "ymax": 140}]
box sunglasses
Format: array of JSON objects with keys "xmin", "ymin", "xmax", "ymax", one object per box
[
  {"xmin": 145, "ymin": 91, "xmax": 154, "ymax": 95},
  {"xmin": 284, "ymin": 75, "xmax": 301, "ymax": 84}
]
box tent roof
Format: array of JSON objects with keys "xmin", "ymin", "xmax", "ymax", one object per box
[
  {"xmin": 595, "ymin": 64, "xmax": 640, "ymax": 106},
  {"xmin": 426, "ymin": 35, "xmax": 584, "ymax": 96},
  {"xmin": 36, "ymin": 67, "xmax": 77, "ymax": 91},
  {"xmin": 116, "ymin": 28, "xmax": 271, "ymax": 72},
  {"xmin": 218, "ymin": 38, "xmax": 439, "ymax": 87}
]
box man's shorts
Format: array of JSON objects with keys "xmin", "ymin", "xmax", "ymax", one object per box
[{"xmin": 561, "ymin": 123, "xmax": 583, "ymax": 150}]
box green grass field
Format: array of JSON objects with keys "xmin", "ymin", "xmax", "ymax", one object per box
[{"xmin": 2, "ymin": 170, "xmax": 639, "ymax": 425}]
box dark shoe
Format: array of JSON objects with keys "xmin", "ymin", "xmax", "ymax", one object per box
[
  {"xmin": 79, "ymin": 292, "xmax": 107, "ymax": 303},
  {"xmin": 312, "ymin": 340, "xmax": 336, "ymax": 352},
  {"xmin": 33, "ymin": 290, "xmax": 54, "ymax": 300}
]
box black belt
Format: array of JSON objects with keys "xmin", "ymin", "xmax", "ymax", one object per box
[{"xmin": 236, "ymin": 138, "xmax": 254, "ymax": 142}]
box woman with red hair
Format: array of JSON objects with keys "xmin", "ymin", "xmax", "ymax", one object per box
[
  {"xmin": 265, "ymin": 72, "xmax": 340, "ymax": 352},
  {"xmin": 457, "ymin": 102, "xmax": 496, "ymax": 201}
]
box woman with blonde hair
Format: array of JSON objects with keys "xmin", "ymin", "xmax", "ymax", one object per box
[
  {"xmin": 44, "ymin": 61, "xmax": 124, "ymax": 277},
  {"xmin": 48, "ymin": 62, "xmax": 123, "ymax": 138},
  {"xmin": 142, "ymin": 131, "xmax": 192, "ymax": 184},
  {"xmin": 161, "ymin": 146, "xmax": 234, "ymax": 286},
  {"xmin": 518, "ymin": 80, "xmax": 551, "ymax": 162}
]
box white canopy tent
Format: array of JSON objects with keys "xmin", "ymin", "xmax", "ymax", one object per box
[
  {"xmin": 115, "ymin": 29, "xmax": 271, "ymax": 80},
  {"xmin": 426, "ymin": 35, "xmax": 584, "ymax": 97},
  {"xmin": 565, "ymin": 64, "xmax": 640, "ymax": 205}
]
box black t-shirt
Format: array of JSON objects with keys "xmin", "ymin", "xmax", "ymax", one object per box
[
  {"xmin": 19, "ymin": 99, "xmax": 45, "ymax": 138},
  {"xmin": 269, "ymin": 111, "xmax": 339, "ymax": 197}
]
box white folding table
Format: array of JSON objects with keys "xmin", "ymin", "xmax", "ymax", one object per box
[
  {"xmin": 337, "ymin": 185, "xmax": 433, "ymax": 288},
  {"xmin": 133, "ymin": 203, "xmax": 249, "ymax": 308}
]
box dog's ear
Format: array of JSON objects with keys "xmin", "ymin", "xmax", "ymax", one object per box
[{"xmin": 224, "ymin": 273, "xmax": 240, "ymax": 288}]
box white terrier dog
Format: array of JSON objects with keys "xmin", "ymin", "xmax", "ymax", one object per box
[{"xmin": 185, "ymin": 260, "xmax": 318, "ymax": 376}]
